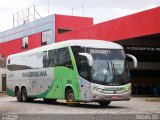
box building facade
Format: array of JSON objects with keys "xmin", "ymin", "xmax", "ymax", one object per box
[{"xmin": 0, "ymin": 7, "xmax": 159, "ymax": 95}]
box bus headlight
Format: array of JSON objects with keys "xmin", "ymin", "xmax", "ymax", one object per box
[{"xmin": 124, "ymin": 84, "xmax": 131, "ymax": 92}]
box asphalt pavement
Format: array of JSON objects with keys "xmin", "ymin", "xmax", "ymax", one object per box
[{"xmin": 0, "ymin": 94, "xmax": 160, "ymax": 120}]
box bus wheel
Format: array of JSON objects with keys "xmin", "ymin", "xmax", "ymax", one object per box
[
  {"xmin": 99, "ymin": 101, "xmax": 111, "ymax": 107},
  {"xmin": 16, "ymin": 88, "xmax": 22, "ymax": 102},
  {"xmin": 28, "ymin": 98, "xmax": 34, "ymax": 102},
  {"xmin": 21, "ymin": 87, "xmax": 28, "ymax": 102},
  {"xmin": 66, "ymin": 89, "xmax": 78, "ymax": 107}
]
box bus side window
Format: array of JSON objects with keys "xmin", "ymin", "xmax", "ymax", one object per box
[
  {"xmin": 71, "ymin": 46, "xmax": 89, "ymax": 79},
  {"xmin": 8, "ymin": 59, "xmax": 10, "ymax": 64},
  {"xmin": 48, "ymin": 49, "xmax": 58, "ymax": 67},
  {"xmin": 47, "ymin": 48, "xmax": 73, "ymax": 69},
  {"xmin": 43, "ymin": 51, "xmax": 48, "ymax": 68},
  {"xmin": 7, "ymin": 59, "xmax": 12, "ymax": 70},
  {"xmin": 57, "ymin": 48, "xmax": 73, "ymax": 69},
  {"xmin": 35, "ymin": 52, "xmax": 44, "ymax": 68}
]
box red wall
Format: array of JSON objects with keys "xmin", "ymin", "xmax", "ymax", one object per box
[
  {"xmin": 56, "ymin": 7, "xmax": 160, "ymax": 42},
  {"xmin": 0, "ymin": 39, "xmax": 22, "ymax": 57},
  {"xmin": 28, "ymin": 33, "xmax": 42, "ymax": 49},
  {"xmin": 55, "ymin": 14, "xmax": 93, "ymax": 42},
  {"xmin": 0, "ymin": 32, "xmax": 42, "ymax": 57},
  {"xmin": 89, "ymin": 7, "xmax": 160, "ymax": 41}
]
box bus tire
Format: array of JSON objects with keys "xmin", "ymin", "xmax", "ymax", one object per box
[
  {"xmin": 99, "ymin": 101, "xmax": 111, "ymax": 107},
  {"xmin": 66, "ymin": 89, "xmax": 78, "ymax": 107},
  {"xmin": 21, "ymin": 87, "xmax": 28, "ymax": 102},
  {"xmin": 28, "ymin": 98, "xmax": 34, "ymax": 102},
  {"xmin": 15, "ymin": 88, "xmax": 22, "ymax": 102}
]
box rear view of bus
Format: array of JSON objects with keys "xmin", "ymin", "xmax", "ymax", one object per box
[{"xmin": 6, "ymin": 40, "xmax": 137, "ymax": 107}]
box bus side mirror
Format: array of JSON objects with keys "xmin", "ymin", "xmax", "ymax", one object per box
[
  {"xmin": 126, "ymin": 54, "xmax": 138, "ymax": 68},
  {"xmin": 78, "ymin": 53, "xmax": 93, "ymax": 66}
]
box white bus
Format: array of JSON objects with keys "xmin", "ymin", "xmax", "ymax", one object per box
[{"xmin": 6, "ymin": 39, "xmax": 137, "ymax": 106}]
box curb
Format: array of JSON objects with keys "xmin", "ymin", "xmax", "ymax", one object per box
[
  {"xmin": 0, "ymin": 92, "xmax": 7, "ymax": 97},
  {"xmin": 146, "ymin": 98, "xmax": 160, "ymax": 102}
]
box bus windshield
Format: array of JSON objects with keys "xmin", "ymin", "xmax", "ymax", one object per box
[{"xmin": 72, "ymin": 46, "xmax": 130, "ymax": 86}]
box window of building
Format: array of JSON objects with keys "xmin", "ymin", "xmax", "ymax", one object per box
[
  {"xmin": 22, "ymin": 36, "xmax": 28, "ymax": 49},
  {"xmin": 58, "ymin": 28, "xmax": 72, "ymax": 34},
  {"xmin": 42, "ymin": 30, "xmax": 51, "ymax": 45}
]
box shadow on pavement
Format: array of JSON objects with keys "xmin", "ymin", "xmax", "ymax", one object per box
[{"xmin": 10, "ymin": 99, "xmax": 127, "ymax": 109}]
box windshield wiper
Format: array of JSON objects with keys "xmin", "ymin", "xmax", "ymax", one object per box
[
  {"xmin": 103, "ymin": 61, "xmax": 111, "ymax": 85},
  {"xmin": 111, "ymin": 62, "xmax": 124, "ymax": 84}
]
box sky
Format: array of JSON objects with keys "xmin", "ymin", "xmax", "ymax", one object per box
[{"xmin": 0, "ymin": 0, "xmax": 159, "ymax": 32}]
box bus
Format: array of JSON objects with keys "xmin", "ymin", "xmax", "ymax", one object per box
[{"xmin": 6, "ymin": 39, "xmax": 137, "ymax": 106}]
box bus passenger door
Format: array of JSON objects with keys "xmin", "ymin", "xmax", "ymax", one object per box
[
  {"xmin": 53, "ymin": 79, "xmax": 63, "ymax": 98},
  {"xmin": 48, "ymin": 47, "xmax": 73, "ymax": 99},
  {"xmin": 53, "ymin": 68, "xmax": 63, "ymax": 99}
]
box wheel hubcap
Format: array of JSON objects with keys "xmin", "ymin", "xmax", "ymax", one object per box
[
  {"xmin": 22, "ymin": 90, "xmax": 26, "ymax": 101},
  {"xmin": 68, "ymin": 93, "xmax": 73, "ymax": 101},
  {"xmin": 17, "ymin": 91, "xmax": 20, "ymax": 99}
]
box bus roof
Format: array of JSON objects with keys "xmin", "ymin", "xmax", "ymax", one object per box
[{"xmin": 8, "ymin": 39, "xmax": 123, "ymax": 58}]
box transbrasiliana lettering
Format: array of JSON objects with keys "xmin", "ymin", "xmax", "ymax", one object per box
[{"xmin": 22, "ymin": 71, "xmax": 47, "ymax": 77}]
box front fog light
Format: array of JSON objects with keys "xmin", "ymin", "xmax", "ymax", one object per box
[
  {"xmin": 124, "ymin": 88, "xmax": 129, "ymax": 91},
  {"xmin": 93, "ymin": 95, "xmax": 99, "ymax": 99}
]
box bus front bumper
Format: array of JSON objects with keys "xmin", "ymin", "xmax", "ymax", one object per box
[{"xmin": 91, "ymin": 90, "xmax": 131, "ymax": 101}]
